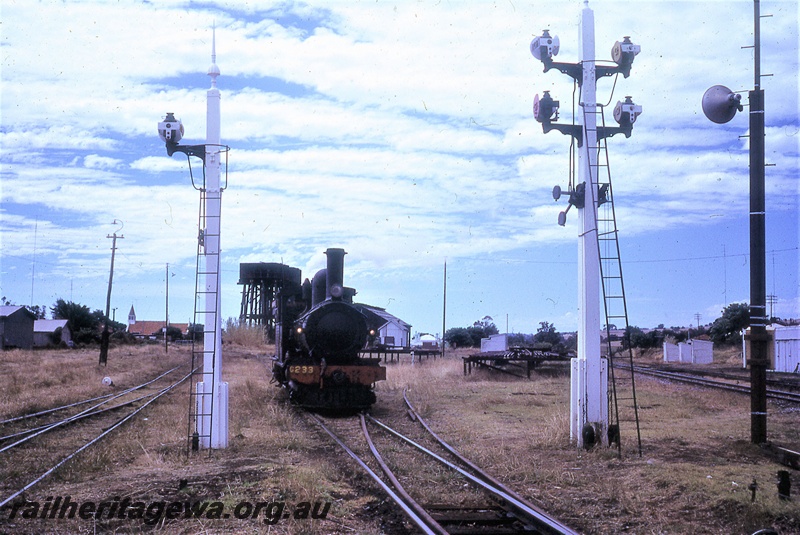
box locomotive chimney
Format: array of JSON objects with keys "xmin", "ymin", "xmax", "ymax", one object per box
[{"xmin": 325, "ymin": 248, "xmax": 347, "ymax": 301}]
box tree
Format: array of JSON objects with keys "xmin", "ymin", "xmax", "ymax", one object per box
[
  {"xmin": 507, "ymin": 332, "xmax": 533, "ymax": 346},
  {"xmin": 51, "ymin": 299, "xmax": 100, "ymax": 345},
  {"xmin": 444, "ymin": 327, "xmax": 471, "ymax": 349},
  {"xmin": 709, "ymin": 302, "xmax": 750, "ymax": 345},
  {"xmin": 2, "ymin": 297, "xmax": 46, "ymax": 319},
  {"xmin": 445, "ymin": 317, "xmax": 500, "ymax": 348},
  {"xmin": 473, "ymin": 316, "xmax": 498, "ymax": 334},
  {"xmin": 533, "ymin": 321, "xmax": 561, "ymax": 346},
  {"xmin": 466, "ymin": 316, "xmax": 499, "ymax": 347},
  {"xmin": 188, "ymin": 323, "xmax": 205, "ymax": 342},
  {"xmin": 623, "ymin": 326, "xmax": 661, "ymax": 349},
  {"xmin": 51, "ymin": 299, "xmax": 95, "ymax": 329},
  {"xmin": 165, "ymin": 325, "xmax": 183, "ymax": 341}
]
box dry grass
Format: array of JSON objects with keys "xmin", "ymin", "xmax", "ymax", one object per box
[
  {"xmin": 1, "ymin": 345, "xmax": 798, "ymax": 534},
  {"xmin": 223, "ymin": 318, "xmax": 267, "ymax": 348},
  {"xmin": 0, "ymin": 344, "xmax": 189, "ymax": 420},
  {"xmin": 391, "ymin": 349, "xmax": 799, "ymax": 534}
]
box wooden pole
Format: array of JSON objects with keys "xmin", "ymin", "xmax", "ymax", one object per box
[{"xmin": 99, "ymin": 232, "xmax": 123, "ymax": 366}]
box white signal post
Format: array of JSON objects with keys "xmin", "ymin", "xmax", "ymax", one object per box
[
  {"xmin": 157, "ymin": 28, "xmax": 229, "ymax": 449},
  {"xmin": 531, "ymin": 1, "xmax": 641, "ymax": 449},
  {"xmin": 573, "ymin": 4, "xmax": 608, "ymax": 449},
  {"xmin": 196, "ymin": 28, "xmax": 229, "ymax": 449}
]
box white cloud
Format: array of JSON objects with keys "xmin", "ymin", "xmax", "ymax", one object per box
[{"xmin": 1, "ymin": 0, "xmax": 797, "ymax": 331}]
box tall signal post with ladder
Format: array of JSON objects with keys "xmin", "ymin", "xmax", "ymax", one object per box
[
  {"xmin": 157, "ymin": 28, "xmax": 229, "ymax": 450},
  {"xmin": 530, "ymin": 1, "xmax": 642, "ymax": 449}
]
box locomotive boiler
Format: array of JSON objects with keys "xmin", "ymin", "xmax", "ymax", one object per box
[{"xmin": 270, "ymin": 248, "xmax": 386, "ymax": 410}]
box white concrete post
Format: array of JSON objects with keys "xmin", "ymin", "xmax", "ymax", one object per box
[
  {"xmin": 570, "ymin": 3, "xmax": 608, "ymax": 448},
  {"xmin": 196, "ymin": 28, "xmax": 228, "ymax": 449}
]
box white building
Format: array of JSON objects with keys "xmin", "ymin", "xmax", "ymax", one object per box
[
  {"xmin": 481, "ymin": 333, "xmax": 508, "ymax": 353},
  {"xmin": 774, "ymin": 325, "xmax": 800, "ymax": 373},
  {"xmin": 742, "ymin": 325, "xmax": 800, "ymax": 372},
  {"xmin": 663, "ymin": 338, "xmax": 714, "ymax": 364},
  {"xmin": 33, "ymin": 319, "xmax": 72, "ymax": 347},
  {"xmin": 355, "ymin": 304, "xmax": 411, "ymax": 347}
]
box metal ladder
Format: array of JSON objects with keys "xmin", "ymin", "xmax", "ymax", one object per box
[
  {"xmin": 186, "ymin": 187, "xmax": 221, "ymax": 454},
  {"xmin": 584, "ymin": 104, "xmax": 643, "ymax": 457}
]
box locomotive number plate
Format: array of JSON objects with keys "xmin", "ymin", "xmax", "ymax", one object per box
[{"xmin": 289, "ymin": 365, "xmax": 315, "ymax": 375}]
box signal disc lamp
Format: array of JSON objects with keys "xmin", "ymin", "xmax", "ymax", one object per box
[
  {"xmin": 610, "ymin": 37, "xmax": 641, "ymax": 78},
  {"xmin": 702, "ymin": 85, "xmax": 743, "ymax": 124},
  {"xmin": 158, "ymin": 112, "xmax": 184, "ymax": 143},
  {"xmin": 530, "ymin": 30, "xmax": 560, "ymax": 61},
  {"xmin": 533, "ymin": 91, "xmax": 559, "ymax": 123}
]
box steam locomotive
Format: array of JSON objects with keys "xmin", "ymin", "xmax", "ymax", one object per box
[{"xmin": 270, "ymin": 248, "xmax": 386, "ymax": 410}]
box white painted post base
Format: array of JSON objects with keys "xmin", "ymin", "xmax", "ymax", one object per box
[
  {"xmin": 570, "ymin": 357, "xmax": 608, "ymax": 448},
  {"xmin": 195, "ymin": 381, "xmax": 229, "ymax": 449}
]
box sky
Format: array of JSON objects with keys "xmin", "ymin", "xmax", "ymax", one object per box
[{"xmin": 1, "ymin": 0, "xmax": 798, "ymax": 338}]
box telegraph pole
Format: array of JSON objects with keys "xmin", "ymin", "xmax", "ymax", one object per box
[
  {"xmin": 441, "ymin": 258, "xmax": 447, "ymax": 359},
  {"xmin": 702, "ymin": 0, "xmax": 768, "ymax": 444},
  {"xmin": 99, "ymin": 223, "xmax": 123, "ymax": 366},
  {"xmin": 748, "ymin": 0, "xmax": 768, "ymax": 445}
]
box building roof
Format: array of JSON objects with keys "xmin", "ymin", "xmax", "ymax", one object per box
[
  {"xmin": 353, "ymin": 304, "xmax": 411, "ymax": 330},
  {"xmin": 128, "ymin": 321, "xmax": 190, "ymax": 336},
  {"xmin": 34, "ymin": 319, "xmax": 69, "ymax": 333},
  {"xmin": 0, "ymin": 306, "xmax": 36, "ymax": 319}
]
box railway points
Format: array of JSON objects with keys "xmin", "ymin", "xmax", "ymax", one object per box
[{"xmin": 310, "ymin": 402, "xmax": 579, "ymax": 535}]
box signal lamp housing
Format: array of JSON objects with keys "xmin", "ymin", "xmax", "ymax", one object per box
[
  {"xmin": 158, "ymin": 112, "xmax": 184, "ymax": 144},
  {"xmin": 530, "ymin": 30, "xmax": 560, "ymax": 62},
  {"xmin": 611, "ymin": 36, "xmax": 640, "ymax": 77}
]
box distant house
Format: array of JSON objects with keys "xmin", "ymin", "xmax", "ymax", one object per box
[
  {"xmin": 354, "ymin": 304, "xmax": 411, "ymax": 348},
  {"xmin": 33, "ymin": 319, "xmax": 72, "ymax": 347},
  {"xmin": 411, "ymin": 333, "xmax": 440, "ymax": 349},
  {"xmin": 0, "ymin": 306, "xmax": 36, "ymax": 350},
  {"xmin": 126, "ymin": 305, "xmax": 189, "ymax": 340},
  {"xmin": 663, "ymin": 336, "xmax": 714, "ymax": 364}
]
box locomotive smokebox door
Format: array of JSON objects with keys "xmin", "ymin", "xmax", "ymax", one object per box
[{"xmin": 299, "ymin": 301, "xmax": 369, "ymax": 360}]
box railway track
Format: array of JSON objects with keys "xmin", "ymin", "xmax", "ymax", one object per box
[
  {"xmin": 0, "ymin": 366, "xmax": 192, "ymax": 508},
  {"xmin": 630, "ymin": 365, "xmax": 800, "ymax": 404},
  {"xmin": 310, "ymin": 390, "xmax": 577, "ymax": 535}
]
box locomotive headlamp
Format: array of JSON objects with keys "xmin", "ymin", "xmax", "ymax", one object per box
[
  {"xmin": 369, "ymin": 329, "xmax": 376, "ymax": 336},
  {"xmin": 330, "ymin": 284, "xmax": 344, "ymax": 299},
  {"xmin": 530, "ymin": 30, "xmax": 560, "ymax": 61},
  {"xmin": 158, "ymin": 112, "xmax": 184, "ymax": 143},
  {"xmin": 296, "ymin": 327, "xmax": 303, "ymax": 335}
]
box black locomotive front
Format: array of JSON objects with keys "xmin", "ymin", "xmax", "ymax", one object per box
[{"xmin": 271, "ymin": 248, "xmax": 385, "ymax": 410}]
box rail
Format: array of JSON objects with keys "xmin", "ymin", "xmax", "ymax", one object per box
[
  {"xmin": 630, "ymin": 365, "xmax": 800, "ymax": 404},
  {"xmin": 310, "ymin": 400, "xmax": 578, "ymax": 534},
  {"xmin": 0, "ymin": 369, "xmax": 192, "ymax": 509}
]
